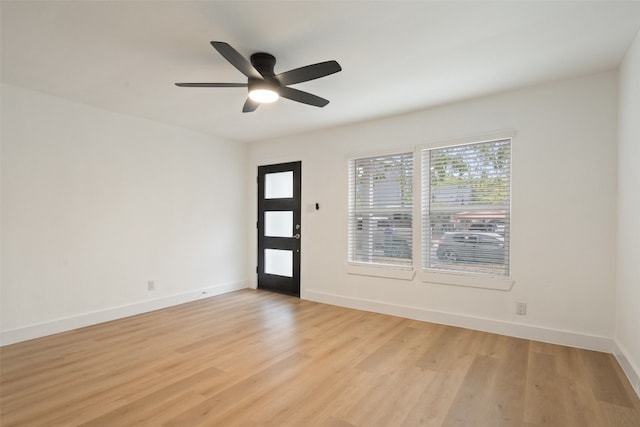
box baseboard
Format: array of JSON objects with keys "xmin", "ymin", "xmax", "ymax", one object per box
[
  {"xmin": 0, "ymin": 280, "xmax": 250, "ymax": 346},
  {"xmin": 613, "ymin": 340, "xmax": 640, "ymax": 399},
  {"xmin": 303, "ymin": 289, "xmax": 613, "ymax": 353}
]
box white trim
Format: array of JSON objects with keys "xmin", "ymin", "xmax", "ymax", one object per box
[
  {"xmin": 345, "ymin": 263, "xmax": 416, "ymax": 280},
  {"xmin": 421, "ymin": 270, "xmax": 514, "ymax": 291},
  {"xmin": 344, "ymin": 145, "xmax": 416, "ymax": 161},
  {"xmin": 613, "ymin": 340, "xmax": 640, "ymax": 399},
  {"xmin": 0, "ymin": 281, "xmax": 250, "ymax": 346},
  {"xmin": 413, "ymin": 145, "xmax": 424, "ymax": 283},
  {"xmin": 418, "ymin": 129, "xmax": 516, "ymax": 150},
  {"xmin": 303, "ymin": 289, "xmax": 612, "ymax": 353}
]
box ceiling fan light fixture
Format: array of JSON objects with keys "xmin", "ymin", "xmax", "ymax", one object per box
[{"xmin": 248, "ymin": 88, "xmax": 279, "ymax": 103}]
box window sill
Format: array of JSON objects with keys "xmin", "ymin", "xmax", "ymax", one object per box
[
  {"xmin": 345, "ymin": 263, "xmax": 416, "ymax": 281},
  {"xmin": 421, "ymin": 270, "xmax": 514, "ymax": 291}
]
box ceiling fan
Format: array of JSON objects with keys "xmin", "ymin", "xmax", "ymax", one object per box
[{"xmin": 175, "ymin": 41, "xmax": 342, "ymax": 113}]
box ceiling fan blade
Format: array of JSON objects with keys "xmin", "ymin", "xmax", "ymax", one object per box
[
  {"xmin": 276, "ymin": 60, "xmax": 342, "ymax": 86},
  {"xmin": 211, "ymin": 41, "xmax": 262, "ymax": 79},
  {"xmin": 278, "ymin": 86, "xmax": 329, "ymax": 107},
  {"xmin": 175, "ymin": 83, "xmax": 247, "ymax": 87},
  {"xmin": 242, "ymin": 98, "xmax": 260, "ymax": 113}
]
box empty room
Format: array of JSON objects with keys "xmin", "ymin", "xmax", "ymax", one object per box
[{"xmin": 1, "ymin": 1, "xmax": 640, "ymax": 426}]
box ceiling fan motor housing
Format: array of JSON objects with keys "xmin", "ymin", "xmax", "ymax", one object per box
[
  {"xmin": 250, "ymin": 52, "xmax": 276, "ymax": 77},
  {"xmin": 249, "ymin": 52, "xmax": 280, "ymax": 93}
]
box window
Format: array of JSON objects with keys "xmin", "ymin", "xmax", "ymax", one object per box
[
  {"xmin": 348, "ymin": 152, "xmax": 413, "ymax": 267},
  {"xmin": 422, "ymin": 138, "xmax": 511, "ymax": 277}
]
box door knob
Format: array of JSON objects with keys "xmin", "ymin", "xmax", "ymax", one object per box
[{"xmin": 294, "ymin": 233, "xmax": 301, "ymax": 239}]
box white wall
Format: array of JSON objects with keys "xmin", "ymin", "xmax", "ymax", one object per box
[
  {"xmin": 616, "ymin": 31, "xmax": 640, "ymax": 395},
  {"xmin": 1, "ymin": 84, "xmax": 249, "ymax": 344},
  {"xmin": 249, "ymin": 71, "xmax": 619, "ymax": 350}
]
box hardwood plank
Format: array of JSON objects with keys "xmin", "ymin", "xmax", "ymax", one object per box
[
  {"xmin": 400, "ymin": 355, "xmax": 474, "ymax": 425},
  {"xmin": 441, "ymin": 354, "xmax": 500, "ymax": 425},
  {"xmin": 596, "ymin": 400, "xmax": 640, "ymax": 427},
  {"xmin": 415, "ymin": 325, "xmax": 479, "ymax": 373},
  {"xmin": 553, "ymin": 344, "xmax": 608, "ymax": 426},
  {"xmin": 524, "ymin": 351, "xmax": 569, "ymax": 426},
  {"xmin": 316, "ymin": 417, "xmax": 356, "ymax": 427},
  {"xmin": 337, "ymin": 365, "xmax": 434, "ymax": 427},
  {"xmin": 484, "ymin": 336, "xmax": 530, "ymax": 426},
  {"xmin": 355, "ymin": 326, "xmax": 424, "ymax": 373},
  {"xmin": 581, "ymin": 350, "xmax": 634, "ymax": 408}
]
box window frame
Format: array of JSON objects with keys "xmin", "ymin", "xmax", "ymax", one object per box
[
  {"xmin": 419, "ymin": 131, "xmax": 515, "ymax": 291},
  {"xmin": 346, "ymin": 147, "xmax": 417, "ymax": 280}
]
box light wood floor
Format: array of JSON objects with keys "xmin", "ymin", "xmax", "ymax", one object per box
[{"xmin": 1, "ymin": 290, "xmax": 639, "ymax": 426}]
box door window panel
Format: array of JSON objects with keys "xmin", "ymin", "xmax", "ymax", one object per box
[
  {"xmin": 264, "ymin": 249, "xmax": 293, "ymax": 277},
  {"xmin": 264, "ymin": 211, "xmax": 293, "ymax": 237},
  {"xmin": 265, "ymin": 171, "xmax": 293, "ymax": 199}
]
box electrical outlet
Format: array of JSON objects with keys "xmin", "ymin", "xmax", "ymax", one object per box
[
  {"xmin": 148, "ymin": 281, "xmax": 155, "ymax": 291},
  {"xmin": 516, "ymin": 302, "xmax": 527, "ymax": 316}
]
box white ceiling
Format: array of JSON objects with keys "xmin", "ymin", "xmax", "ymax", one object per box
[{"xmin": 2, "ymin": 1, "xmax": 640, "ymax": 143}]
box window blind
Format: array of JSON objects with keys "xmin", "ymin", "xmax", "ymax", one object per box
[
  {"xmin": 348, "ymin": 152, "xmax": 413, "ymax": 267},
  {"xmin": 422, "ymin": 139, "xmax": 511, "ymax": 276}
]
